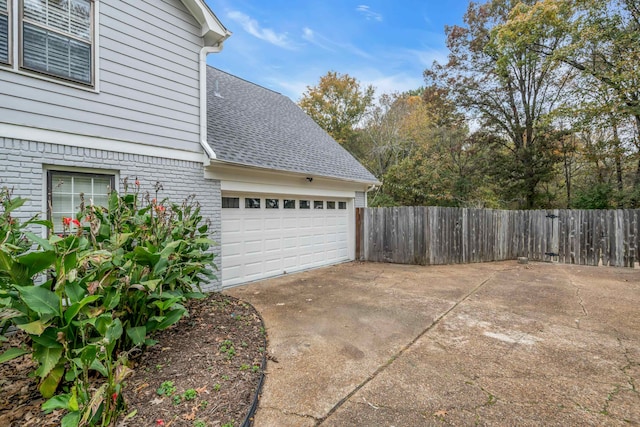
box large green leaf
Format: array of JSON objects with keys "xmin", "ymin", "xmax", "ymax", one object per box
[
  {"xmin": 17, "ymin": 251, "xmax": 56, "ymax": 277},
  {"xmin": 24, "ymin": 232, "xmax": 54, "ymax": 251},
  {"xmin": 156, "ymin": 308, "xmax": 185, "ymax": 330},
  {"xmin": 42, "ymin": 393, "xmax": 71, "ymax": 413},
  {"xmin": 64, "ymin": 282, "xmax": 85, "ymax": 305},
  {"xmin": 17, "ymin": 319, "xmax": 50, "ymax": 335},
  {"xmin": 140, "ymin": 279, "xmax": 161, "ymax": 292},
  {"xmin": 31, "ymin": 328, "xmax": 63, "ymax": 348},
  {"xmin": 34, "ymin": 344, "xmax": 63, "ymax": 379},
  {"xmin": 126, "ymin": 326, "xmax": 146, "ymax": 346},
  {"xmin": 61, "ymin": 411, "xmax": 80, "ymax": 427},
  {"xmin": 160, "ymin": 240, "xmax": 183, "ymax": 258},
  {"xmin": 105, "ymin": 318, "xmax": 123, "ymax": 344},
  {"xmin": 16, "ymin": 286, "xmax": 60, "ymax": 316},
  {"xmin": 39, "ymin": 362, "xmax": 65, "ymax": 398},
  {"xmin": 63, "ymin": 295, "xmax": 101, "ymax": 325},
  {"xmin": 0, "ymin": 348, "xmax": 29, "ymax": 363}
]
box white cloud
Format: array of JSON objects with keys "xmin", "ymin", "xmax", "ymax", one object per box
[
  {"xmin": 356, "ymin": 5, "xmax": 383, "ymax": 22},
  {"xmin": 227, "ymin": 11, "xmax": 295, "ymax": 49},
  {"xmin": 404, "ymin": 48, "xmax": 449, "ymax": 68},
  {"xmin": 357, "ymin": 70, "xmax": 424, "ymax": 98}
]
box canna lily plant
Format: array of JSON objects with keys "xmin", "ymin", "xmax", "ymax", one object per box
[{"xmin": 0, "ymin": 183, "xmax": 216, "ymax": 426}]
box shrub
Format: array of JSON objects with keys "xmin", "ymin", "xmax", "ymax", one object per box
[{"xmin": 0, "ymin": 184, "xmax": 216, "ymax": 426}]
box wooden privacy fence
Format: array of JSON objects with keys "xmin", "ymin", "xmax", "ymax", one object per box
[{"xmin": 355, "ymin": 207, "xmax": 640, "ymax": 268}]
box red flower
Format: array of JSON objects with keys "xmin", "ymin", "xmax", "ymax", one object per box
[
  {"xmin": 71, "ymin": 219, "xmax": 81, "ymax": 227},
  {"xmin": 62, "ymin": 217, "xmax": 71, "ymax": 227},
  {"xmin": 111, "ymin": 392, "xmax": 118, "ymax": 403},
  {"xmin": 156, "ymin": 420, "xmax": 165, "ymax": 426},
  {"xmin": 152, "ymin": 198, "xmax": 157, "ymax": 205},
  {"xmin": 135, "ymin": 179, "xmax": 140, "ymax": 187},
  {"xmin": 155, "ymin": 205, "xmax": 165, "ymax": 213}
]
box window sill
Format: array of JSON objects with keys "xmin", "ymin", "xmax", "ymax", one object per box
[{"xmin": 0, "ymin": 64, "xmax": 99, "ymax": 93}]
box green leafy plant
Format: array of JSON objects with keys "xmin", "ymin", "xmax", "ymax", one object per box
[
  {"xmin": 183, "ymin": 388, "xmax": 197, "ymax": 401},
  {"xmin": 219, "ymin": 340, "xmax": 236, "ymax": 360},
  {"xmin": 194, "ymin": 420, "xmax": 207, "ymax": 427},
  {"xmin": 0, "ymin": 184, "xmax": 216, "ymax": 426},
  {"xmin": 239, "ymin": 364, "xmax": 250, "ymax": 371},
  {"xmin": 156, "ymin": 381, "xmax": 177, "ymax": 397}
]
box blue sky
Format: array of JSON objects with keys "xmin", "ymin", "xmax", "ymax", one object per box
[{"xmin": 203, "ymin": 1, "xmax": 470, "ymax": 101}]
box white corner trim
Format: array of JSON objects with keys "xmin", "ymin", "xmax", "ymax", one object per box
[{"xmin": 0, "ymin": 123, "xmax": 205, "ymax": 162}]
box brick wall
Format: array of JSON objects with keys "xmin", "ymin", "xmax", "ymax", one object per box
[{"xmin": 0, "ymin": 137, "xmax": 223, "ymax": 291}]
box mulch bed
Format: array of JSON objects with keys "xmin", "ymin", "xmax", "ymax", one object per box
[{"xmin": 0, "ymin": 293, "xmax": 266, "ymax": 427}]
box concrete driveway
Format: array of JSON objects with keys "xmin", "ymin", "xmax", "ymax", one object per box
[{"xmin": 226, "ymin": 261, "xmax": 640, "ymax": 426}]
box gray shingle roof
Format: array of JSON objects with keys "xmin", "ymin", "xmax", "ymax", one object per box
[{"xmin": 206, "ymin": 67, "xmax": 378, "ymax": 184}]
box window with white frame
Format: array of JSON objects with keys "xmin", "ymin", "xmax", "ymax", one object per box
[
  {"xmin": 21, "ymin": 0, "xmax": 94, "ymax": 85},
  {"xmin": 0, "ymin": 0, "xmax": 8, "ymax": 64},
  {"xmin": 48, "ymin": 170, "xmax": 114, "ymax": 233}
]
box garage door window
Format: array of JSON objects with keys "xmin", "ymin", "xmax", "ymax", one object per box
[
  {"xmin": 284, "ymin": 199, "xmax": 295, "ymax": 209},
  {"xmin": 266, "ymin": 198, "xmax": 279, "ymax": 209},
  {"xmin": 245, "ymin": 198, "xmax": 260, "ymax": 208},
  {"xmin": 338, "ymin": 202, "xmax": 347, "ymax": 209},
  {"xmin": 326, "ymin": 201, "xmax": 335, "ymax": 209},
  {"xmin": 222, "ymin": 197, "xmax": 239, "ymax": 208},
  {"xmin": 299, "ymin": 200, "xmax": 310, "ymax": 209},
  {"xmin": 314, "ymin": 201, "xmax": 323, "ymax": 209}
]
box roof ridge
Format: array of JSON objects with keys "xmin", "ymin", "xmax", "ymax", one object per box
[{"xmin": 207, "ymin": 66, "xmax": 282, "ymax": 96}]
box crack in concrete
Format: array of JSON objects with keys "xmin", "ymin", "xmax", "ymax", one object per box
[
  {"xmin": 560, "ymin": 268, "xmax": 589, "ymax": 319},
  {"xmin": 260, "ymin": 405, "xmax": 321, "ymax": 421},
  {"xmin": 314, "ymin": 269, "xmax": 503, "ymax": 426}
]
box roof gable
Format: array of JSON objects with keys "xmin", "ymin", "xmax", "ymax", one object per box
[
  {"xmin": 206, "ymin": 67, "xmax": 378, "ymax": 184},
  {"xmin": 180, "ymin": 0, "xmax": 230, "ymax": 46}
]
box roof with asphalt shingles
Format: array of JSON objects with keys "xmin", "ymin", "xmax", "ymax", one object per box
[{"xmin": 206, "ymin": 67, "xmax": 378, "ymax": 184}]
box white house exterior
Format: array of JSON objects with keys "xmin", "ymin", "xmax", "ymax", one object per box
[{"xmin": 0, "ymin": 0, "xmax": 377, "ymax": 290}]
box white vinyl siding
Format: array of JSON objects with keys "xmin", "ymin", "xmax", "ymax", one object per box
[
  {"xmin": 0, "ymin": 0, "xmax": 204, "ymax": 152},
  {"xmin": 21, "ymin": 0, "xmax": 93, "ymax": 85},
  {"xmin": 48, "ymin": 170, "xmax": 114, "ymax": 233},
  {"xmin": 0, "ymin": 0, "xmax": 8, "ymax": 64}
]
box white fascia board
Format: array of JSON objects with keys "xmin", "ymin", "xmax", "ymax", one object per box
[
  {"xmin": 205, "ymin": 161, "xmax": 370, "ymax": 197},
  {"xmin": 180, "ymin": 0, "xmax": 231, "ymax": 46},
  {"xmin": 0, "ymin": 123, "xmax": 206, "ymax": 163},
  {"xmin": 207, "ymin": 160, "xmax": 379, "ymax": 188}
]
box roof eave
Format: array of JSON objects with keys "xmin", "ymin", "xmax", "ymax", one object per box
[
  {"xmin": 209, "ymin": 158, "xmax": 381, "ymax": 186},
  {"xmin": 180, "ymin": 0, "xmax": 232, "ymax": 47}
]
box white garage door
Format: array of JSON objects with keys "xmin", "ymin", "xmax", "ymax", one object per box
[{"xmin": 221, "ymin": 194, "xmax": 351, "ymax": 287}]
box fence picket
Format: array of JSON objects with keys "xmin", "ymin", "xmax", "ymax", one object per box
[{"xmin": 356, "ymin": 207, "xmax": 639, "ymax": 268}]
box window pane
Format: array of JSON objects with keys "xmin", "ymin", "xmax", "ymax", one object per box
[
  {"xmin": 338, "ymin": 202, "xmax": 347, "ymax": 209},
  {"xmin": 299, "ymin": 200, "xmax": 310, "ymax": 209},
  {"xmin": 0, "ymin": 14, "xmax": 7, "ymax": 64},
  {"xmin": 222, "ymin": 197, "xmax": 239, "ymax": 208},
  {"xmin": 0, "ymin": 0, "xmax": 7, "ymax": 10},
  {"xmin": 50, "ymin": 172, "xmax": 113, "ymax": 233},
  {"xmin": 314, "ymin": 201, "xmax": 323, "ymax": 209},
  {"xmin": 23, "ymin": 0, "xmax": 47, "ymax": 25},
  {"xmin": 245, "ymin": 198, "xmax": 260, "ymax": 209},
  {"xmin": 22, "ymin": 0, "xmax": 92, "ymax": 84},
  {"xmin": 327, "ymin": 201, "xmax": 335, "ymax": 209},
  {"xmin": 284, "ymin": 199, "xmax": 295, "ymax": 209},
  {"xmin": 70, "ymin": 0, "xmax": 91, "ymax": 40},
  {"xmin": 266, "ymin": 199, "xmax": 279, "ymax": 209}
]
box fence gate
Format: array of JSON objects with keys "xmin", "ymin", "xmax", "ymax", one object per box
[{"xmin": 545, "ymin": 210, "xmax": 560, "ymax": 262}]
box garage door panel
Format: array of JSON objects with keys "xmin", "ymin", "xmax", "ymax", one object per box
[{"xmin": 221, "ymin": 194, "xmax": 351, "ymax": 287}]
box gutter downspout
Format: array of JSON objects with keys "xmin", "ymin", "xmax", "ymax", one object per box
[
  {"xmin": 199, "ymin": 44, "xmax": 223, "ymax": 166},
  {"xmin": 365, "ymin": 184, "xmax": 379, "ymax": 208}
]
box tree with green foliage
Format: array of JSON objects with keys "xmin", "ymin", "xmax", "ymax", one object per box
[
  {"xmin": 498, "ymin": 0, "xmax": 640, "ymax": 206},
  {"xmin": 426, "ymin": 0, "xmax": 572, "ymax": 208},
  {"xmin": 298, "ymin": 71, "xmax": 375, "ymax": 145}
]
